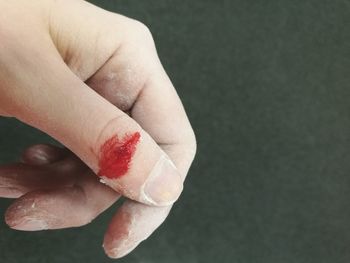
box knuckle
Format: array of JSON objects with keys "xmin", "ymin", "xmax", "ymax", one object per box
[
  {"xmin": 128, "ymin": 19, "xmax": 155, "ymax": 47},
  {"xmin": 132, "ymin": 20, "xmax": 153, "ymax": 37},
  {"xmin": 187, "ymin": 130, "xmax": 197, "ymax": 162},
  {"xmin": 109, "ymin": 15, "xmax": 155, "ymax": 47},
  {"xmin": 179, "ymin": 128, "xmax": 197, "ymax": 165}
]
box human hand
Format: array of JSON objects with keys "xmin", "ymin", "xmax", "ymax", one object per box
[
  {"xmin": 0, "ymin": 0, "xmax": 196, "ymax": 258},
  {"xmin": 0, "ymin": 0, "xmax": 196, "ymax": 205},
  {"xmin": 1, "ymin": 144, "xmax": 175, "ymax": 258}
]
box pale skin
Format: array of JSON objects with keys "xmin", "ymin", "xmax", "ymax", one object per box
[{"xmin": 0, "ymin": 0, "xmax": 196, "ymax": 259}]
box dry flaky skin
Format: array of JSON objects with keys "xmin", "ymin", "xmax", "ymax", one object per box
[
  {"xmin": 0, "ymin": 0, "xmax": 196, "ymax": 259},
  {"xmin": 104, "ymin": 201, "xmax": 172, "ymax": 258},
  {"xmin": 2, "ymin": 144, "xmax": 178, "ymax": 258}
]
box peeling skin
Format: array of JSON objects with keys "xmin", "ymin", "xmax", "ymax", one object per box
[
  {"xmin": 6, "ymin": 195, "xmax": 64, "ymax": 229},
  {"xmin": 99, "ymin": 178, "xmax": 107, "ymax": 185},
  {"xmin": 104, "ymin": 201, "xmax": 172, "ymax": 258}
]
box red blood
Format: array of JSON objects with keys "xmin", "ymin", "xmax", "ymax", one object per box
[{"xmin": 98, "ymin": 132, "xmax": 140, "ymax": 179}]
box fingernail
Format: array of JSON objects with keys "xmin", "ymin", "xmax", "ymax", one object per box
[
  {"xmin": 33, "ymin": 149, "xmax": 50, "ymax": 162},
  {"xmin": 22, "ymin": 148, "xmax": 49, "ymax": 165},
  {"xmin": 141, "ymin": 155, "xmax": 183, "ymax": 206},
  {"xmin": 11, "ymin": 218, "xmax": 48, "ymax": 231},
  {"xmin": 22, "ymin": 145, "xmax": 64, "ymax": 165}
]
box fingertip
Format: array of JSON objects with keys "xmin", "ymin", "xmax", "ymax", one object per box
[
  {"xmin": 103, "ymin": 201, "xmax": 171, "ymax": 258},
  {"xmin": 0, "ymin": 187, "xmax": 22, "ymax": 198},
  {"xmin": 5, "ymin": 197, "xmax": 32, "ymax": 228},
  {"xmin": 99, "ymin": 151, "xmax": 184, "ymax": 207},
  {"xmin": 140, "ymin": 155, "xmax": 183, "ymax": 206},
  {"xmin": 104, "ymin": 245, "xmax": 137, "ymax": 259},
  {"xmin": 102, "ymin": 203, "xmax": 138, "ymax": 258},
  {"xmin": 8, "ymin": 218, "xmax": 49, "ymax": 231}
]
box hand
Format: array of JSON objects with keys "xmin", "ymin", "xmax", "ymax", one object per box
[
  {"xmin": 1, "ymin": 144, "xmax": 174, "ymax": 258},
  {"xmin": 0, "ymin": 0, "xmax": 196, "ymax": 258},
  {"xmin": 0, "ymin": 0, "xmax": 196, "ymax": 205}
]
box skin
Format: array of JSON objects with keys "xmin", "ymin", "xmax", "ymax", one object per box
[{"xmin": 0, "ymin": 0, "xmax": 196, "ymax": 259}]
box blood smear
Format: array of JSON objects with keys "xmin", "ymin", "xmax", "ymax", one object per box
[{"xmin": 98, "ymin": 132, "xmax": 140, "ymax": 179}]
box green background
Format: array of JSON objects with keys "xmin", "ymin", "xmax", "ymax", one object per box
[{"xmin": 1, "ymin": 0, "xmax": 350, "ymax": 262}]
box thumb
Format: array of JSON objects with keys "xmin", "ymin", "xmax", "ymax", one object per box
[{"xmin": 5, "ymin": 49, "xmax": 183, "ymax": 207}]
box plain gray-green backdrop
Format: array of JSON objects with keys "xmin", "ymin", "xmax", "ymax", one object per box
[{"xmin": 1, "ymin": 0, "xmax": 350, "ymax": 262}]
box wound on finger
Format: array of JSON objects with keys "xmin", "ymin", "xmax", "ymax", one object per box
[{"xmin": 98, "ymin": 132, "xmax": 141, "ymax": 179}]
